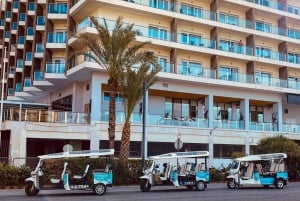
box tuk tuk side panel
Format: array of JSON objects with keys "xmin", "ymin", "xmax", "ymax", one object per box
[
  {"xmin": 93, "ymin": 171, "xmax": 113, "ymax": 185},
  {"xmin": 196, "ymin": 171, "xmax": 210, "ymax": 182},
  {"xmin": 276, "ymin": 172, "xmax": 288, "ymax": 180},
  {"xmin": 170, "ymin": 170, "xmax": 178, "ymax": 182},
  {"xmin": 260, "ymin": 177, "xmax": 275, "ymax": 185}
]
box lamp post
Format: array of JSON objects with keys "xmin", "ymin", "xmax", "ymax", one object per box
[
  {"xmin": 0, "ymin": 46, "xmax": 7, "ymax": 151},
  {"xmin": 141, "ymin": 79, "xmax": 147, "ymax": 171},
  {"xmin": 208, "ymin": 127, "xmax": 217, "ymax": 168}
]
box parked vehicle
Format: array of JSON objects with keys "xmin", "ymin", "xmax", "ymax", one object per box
[
  {"xmin": 226, "ymin": 153, "xmax": 288, "ymax": 189},
  {"xmin": 25, "ymin": 149, "xmax": 114, "ymax": 196},
  {"xmin": 140, "ymin": 151, "xmax": 210, "ymax": 192}
]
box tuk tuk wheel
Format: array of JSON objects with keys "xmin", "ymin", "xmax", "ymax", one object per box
[
  {"xmin": 275, "ymin": 179, "xmax": 284, "ymax": 189},
  {"xmin": 195, "ymin": 181, "xmax": 206, "ymax": 191},
  {"xmin": 94, "ymin": 183, "xmax": 106, "ymax": 195},
  {"xmin": 25, "ymin": 182, "xmax": 39, "ymax": 196},
  {"xmin": 140, "ymin": 179, "xmax": 151, "ymax": 192},
  {"xmin": 227, "ymin": 179, "xmax": 236, "ymax": 189}
]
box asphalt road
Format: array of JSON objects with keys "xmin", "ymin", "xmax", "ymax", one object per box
[{"xmin": 1, "ymin": 182, "xmax": 300, "ymax": 201}]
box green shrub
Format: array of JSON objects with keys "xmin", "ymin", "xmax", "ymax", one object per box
[{"xmin": 0, "ymin": 163, "xmax": 31, "ymax": 186}]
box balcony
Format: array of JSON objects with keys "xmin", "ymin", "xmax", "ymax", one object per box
[
  {"xmin": 26, "ymin": 27, "xmax": 34, "ymax": 40},
  {"xmin": 46, "ymin": 32, "xmax": 66, "ymax": 48},
  {"xmin": 0, "ymin": 19, "xmax": 4, "ymax": 29},
  {"xmin": 17, "ymin": 36, "xmax": 25, "ymax": 49},
  {"xmin": 11, "ymin": 22, "xmax": 17, "ymax": 34},
  {"xmin": 45, "ymin": 62, "xmax": 66, "ymax": 74},
  {"xmin": 35, "ymin": 43, "xmax": 44, "ymax": 58},
  {"xmin": 6, "ymin": 11, "xmax": 11, "ymax": 22},
  {"xmin": 24, "ymin": 77, "xmax": 32, "ymax": 87},
  {"xmin": 19, "ymin": 13, "xmax": 26, "ymax": 25},
  {"xmin": 48, "ymin": 3, "xmax": 68, "ymax": 20},
  {"xmin": 13, "ymin": 1, "xmax": 19, "ymax": 12},
  {"xmin": 16, "ymin": 59, "xmax": 23, "ymax": 72},
  {"xmin": 34, "ymin": 71, "xmax": 44, "ymax": 81},
  {"xmin": 36, "ymin": 16, "xmax": 45, "ymax": 31},
  {"xmin": 15, "ymin": 83, "xmax": 22, "ymax": 92},
  {"xmin": 8, "ymin": 66, "xmax": 15, "ymax": 78},
  {"xmin": 28, "ymin": 2, "xmax": 35, "ymax": 15},
  {"xmin": 25, "ymin": 52, "xmax": 33, "ymax": 66}
]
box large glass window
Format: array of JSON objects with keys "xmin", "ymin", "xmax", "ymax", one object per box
[
  {"xmin": 219, "ymin": 66, "xmax": 238, "ymax": 81},
  {"xmin": 180, "ymin": 61, "xmax": 202, "ymax": 76},
  {"xmin": 255, "ymin": 21, "xmax": 271, "ymax": 33},
  {"xmin": 149, "ymin": 26, "xmax": 167, "ymax": 40},
  {"xmin": 149, "ymin": 0, "xmax": 169, "ymax": 10},
  {"xmin": 164, "ymin": 98, "xmax": 198, "ymax": 120},
  {"xmin": 255, "ymin": 71, "xmax": 271, "ymax": 86},
  {"xmin": 180, "ymin": 33, "xmax": 202, "ymax": 46},
  {"xmin": 219, "ymin": 40, "xmax": 236, "ymax": 52},
  {"xmin": 256, "ymin": 46, "xmax": 271, "ymax": 58},
  {"xmin": 180, "ymin": 4, "xmax": 202, "ymax": 18},
  {"xmin": 219, "ymin": 13, "xmax": 238, "ymax": 26}
]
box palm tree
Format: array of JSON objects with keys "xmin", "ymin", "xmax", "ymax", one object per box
[
  {"xmin": 75, "ymin": 16, "xmax": 149, "ymax": 151},
  {"xmin": 118, "ymin": 53, "xmax": 160, "ymax": 166}
]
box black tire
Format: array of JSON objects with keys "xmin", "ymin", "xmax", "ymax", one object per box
[
  {"xmin": 94, "ymin": 183, "xmax": 106, "ymax": 195},
  {"xmin": 195, "ymin": 181, "xmax": 206, "ymax": 191},
  {"xmin": 25, "ymin": 182, "xmax": 39, "ymax": 196},
  {"xmin": 227, "ymin": 179, "xmax": 236, "ymax": 189},
  {"xmin": 140, "ymin": 179, "xmax": 151, "ymax": 192},
  {"xmin": 275, "ymin": 179, "xmax": 284, "ymax": 189}
]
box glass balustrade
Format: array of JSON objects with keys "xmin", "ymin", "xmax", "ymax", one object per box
[
  {"xmin": 28, "ymin": 2, "xmax": 35, "ymax": 11},
  {"xmin": 12, "ymin": 22, "xmax": 17, "ymax": 30},
  {"xmin": 8, "ymin": 88, "xmax": 14, "ymax": 96},
  {"xmin": 25, "ymin": 52, "xmax": 32, "ymax": 61},
  {"xmin": 15, "ymin": 83, "xmax": 22, "ymax": 92},
  {"xmin": 19, "ymin": 13, "xmax": 26, "ymax": 21},
  {"xmin": 18, "ymin": 36, "xmax": 25, "ymax": 44},
  {"xmin": 17, "ymin": 59, "xmax": 23, "ymax": 68},
  {"xmin": 35, "ymin": 43, "xmax": 44, "ymax": 53},
  {"xmin": 36, "ymin": 16, "xmax": 45, "ymax": 26},
  {"xmin": 0, "ymin": 19, "xmax": 4, "ymax": 26},
  {"xmin": 34, "ymin": 71, "xmax": 44, "ymax": 80},
  {"xmin": 47, "ymin": 32, "xmax": 66, "ymax": 43},
  {"xmin": 27, "ymin": 27, "xmax": 34, "ymax": 36},
  {"xmin": 48, "ymin": 3, "xmax": 68, "ymax": 14},
  {"xmin": 46, "ymin": 63, "xmax": 65, "ymax": 73},
  {"xmin": 6, "ymin": 11, "xmax": 11, "ymax": 18},
  {"xmin": 24, "ymin": 78, "xmax": 32, "ymax": 87},
  {"xmin": 13, "ymin": 1, "xmax": 19, "ymax": 9}
]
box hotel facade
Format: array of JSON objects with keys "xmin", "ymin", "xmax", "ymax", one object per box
[{"xmin": 1, "ymin": 0, "xmax": 300, "ymax": 167}]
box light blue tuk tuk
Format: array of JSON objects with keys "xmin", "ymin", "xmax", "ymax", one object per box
[
  {"xmin": 25, "ymin": 149, "xmax": 114, "ymax": 196},
  {"xmin": 226, "ymin": 153, "xmax": 288, "ymax": 189},
  {"xmin": 140, "ymin": 151, "xmax": 210, "ymax": 191}
]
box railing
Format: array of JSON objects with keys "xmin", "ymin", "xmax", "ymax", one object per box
[
  {"xmin": 24, "ymin": 77, "xmax": 32, "ymax": 87},
  {"xmin": 48, "ymin": 3, "xmax": 68, "ymax": 14},
  {"xmin": 213, "ymin": 119, "xmax": 245, "ymax": 130},
  {"xmin": 3, "ymin": 108, "xmax": 90, "ymax": 124},
  {"xmin": 35, "ymin": 43, "xmax": 44, "ymax": 53},
  {"xmin": 47, "ymin": 32, "xmax": 66, "ymax": 43},
  {"xmin": 28, "ymin": 2, "xmax": 35, "ymax": 11},
  {"xmin": 45, "ymin": 63, "xmax": 65, "ymax": 73},
  {"xmin": 19, "ymin": 13, "xmax": 26, "ymax": 21},
  {"xmin": 249, "ymin": 121, "xmax": 278, "ymax": 131},
  {"xmin": 15, "ymin": 83, "xmax": 22, "ymax": 92},
  {"xmin": 282, "ymin": 123, "xmax": 300, "ymax": 133},
  {"xmin": 27, "ymin": 27, "xmax": 34, "ymax": 35},
  {"xmin": 36, "ymin": 16, "xmax": 45, "ymax": 26},
  {"xmin": 34, "ymin": 71, "xmax": 44, "ymax": 80}
]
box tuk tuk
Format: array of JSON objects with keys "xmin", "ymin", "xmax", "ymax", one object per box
[
  {"xmin": 25, "ymin": 149, "xmax": 114, "ymax": 196},
  {"xmin": 140, "ymin": 151, "xmax": 210, "ymax": 192},
  {"xmin": 226, "ymin": 153, "xmax": 288, "ymax": 189}
]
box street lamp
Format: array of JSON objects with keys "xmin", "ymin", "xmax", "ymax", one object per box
[
  {"xmin": 141, "ymin": 79, "xmax": 147, "ymax": 171},
  {"xmin": 208, "ymin": 127, "xmax": 217, "ymax": 168},
  {"xmin": 0, "ymin": 46, "xmax": 7, "ymax": 151}
]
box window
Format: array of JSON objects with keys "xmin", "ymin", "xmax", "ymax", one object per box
[
  {"xmin": 255, "ymin": 0, "xmax": 270, "ymax": 7},
  {"xmin": 219, "ymin": 13, "xmax": 239, "ymax": 26},
  {"xmin": 214, "ymin": 103, "xmax": 233, "ymax": 121},
  {"xmin": 180, "ymin": 4, "xmax": 202, "ymax": 18},
  {"xmin": 255, "ymin": 71, "xmax": 271, "ymax": 86},
  {"xmin": 149, "ymin": 26, "xmax": 167, "ymax": 40},
  {"xmin": 158, "ymin": 57, "xmax": 168, "ymax": 72},
  {"xmin": 288, "ymin": 6, "xmax": 300, "ymax": 15},
  {"xmin": 149, "ymin": 0, "xmax": 169, "ymax": 10},
  {"xmin": 288, "ymin": 77, "xmax": 300, "ymax": 89},
  {"xmin": 288, "ymin": 52, "xmax": 300, "ymax": 64},
  {"xmin": 180, "ymin": 61, "xmax": 202, "ymax": 76},
  {"xmin": 103, "ymin": 92, "xmax": 124, "ymax": 102},
  {"xmin": 288, "ymin": 28, "xmax": 300, "ymax": 39},
  {"xmin": 250, "ymin": 106, "xmax": 263, "ymax": 122},
  {"xmin": 255, "ymin": 21, "xmax": 271, "ymax": 33},
  {"xmin": 219, "ymin": 66, "xmax": 238, "ymax": 81},
  {"xmin": 256, "ymin": 46, "xmax": 271, "ymax": 58},
  {"xmin": 180, "ymin": 33, "xmax": 202, "ymax": 46},
  {"xmin": 219, "ymin": 40, "xmax": 237, "ymax": 52},
  {"xmin": 164, "ymin": 98, "xmax": 198, "ymax": 120}
]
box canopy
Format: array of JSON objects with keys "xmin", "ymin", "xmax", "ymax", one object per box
[
  {"xmin": 234, "ymin": 153, "xmax": 287, "ymax": 162},
  {"xmin": 38, "ymin": 149, "xmax": 114, "ymax": 160},
  {"xmin": 149, "ymin": 151, "xmax": 209, "ymax": 160}
]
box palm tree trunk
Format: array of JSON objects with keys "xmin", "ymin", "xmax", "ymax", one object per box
[
  {"xmin": 119, "ymin": 121, "xmax": 131, "ymax": 167},
  {"xmin": 108, "ymin": 78, "xmax": 118, "ymax": 150}
]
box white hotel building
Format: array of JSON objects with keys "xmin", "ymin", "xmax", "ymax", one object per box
[{"xmin": 1, "ymin": 0, "xmax": 300, "ymax": 167}]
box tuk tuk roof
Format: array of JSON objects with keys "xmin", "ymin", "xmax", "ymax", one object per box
[
  {"xmin": 234, "ymin": 153, "xmax": 287, "ymax": 162},
  {"xmin": 149, "ymin": 151, "xmax": 209, "ymax": 160},
  {"xmin": 38, "ymin": 149, "xmax": 114, "ymax": 160}
]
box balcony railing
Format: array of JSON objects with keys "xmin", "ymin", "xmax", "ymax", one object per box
[
  {"xmin": 27, "ymin": 27, "xmax": 34, "ymax": 36},
  {"xmin": 47, "ymin": 32, "xmax": 66, "ymax": 43},
  {"xmin": 48, "ymin": 3, "xmax": 68, "ymax": 14},
  {"xmin": 19, "ymin": 13, "xmax": 26, "ymax": 22},
  {"xmin": 3, "ymin": 109, "xmax": 90, "ymax": 124},
  {"xmin": 15, "ymin": 83, "xmax": 22, "ymax": 92},
  {"xmin": 34, "ymin": 71, "xmax": 44, "ymax": 80},
  {"xmin": 25, "ymin": 52, "xmax": 32, "ymax": 61},
  {"xmin": 35, "ymin": 43, "xmax": 44, "ymax": 53},
  {"xmin": 46, "ymin": 63, "xmax": 65, "ymax": 73},
  {"xmin": 28, "ymin": 2, "xmax": 35, "ymax": 11},
  {"xmin": 36, "ymin": 16, "xmax": 45, "ymax": 26},
  {"xmin": 24, "ymin": 77, "xmax": 32, "ymax": 87}
]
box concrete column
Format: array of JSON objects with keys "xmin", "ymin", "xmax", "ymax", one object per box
[
  {"xmin": 275, "ymin": 102, "xmax": 282, "ymax": 132},
  {"xmin": 90, "ymin": 125, "xmax": 100, "ymax": 150},
  {"xmin": 244, "ymin": 98, "xmax": 250, "ymax": 130},
  {"xmin": 207, "ymin": 94, "xmax": 214, "ymax": 128},
  {"xmin": 208, "ymin": 127, "xmax": 216, "ymax": 168},
  {"xmin": 90, "ymin": 73, "xmax": 103, "ymax": 124}
]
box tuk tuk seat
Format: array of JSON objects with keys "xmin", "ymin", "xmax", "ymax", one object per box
[
  {"xmin": 241, "ymin": 162, "xmax": 253, "ymax": 180},
  {"xmin": 50, "ymin": 162, "xmax": 68, "ymax": 184},
  {"xmin": 73, "ymin": 164, "xmax": 90, "ymax": 179},
  {"xmin": 160, "ymin": 163, "xmax": 171, "ymax": 180}
]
